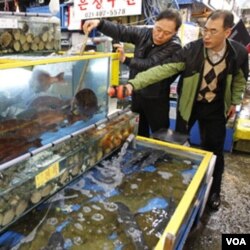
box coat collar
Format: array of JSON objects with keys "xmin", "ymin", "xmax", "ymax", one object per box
[{"xmin": 202, "ymin": 39, "xmax": 237, "ymax": 60}]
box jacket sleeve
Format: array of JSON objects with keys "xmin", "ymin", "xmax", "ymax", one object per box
[
  {"xmin": 231, "ymin": 51, "xmax": 249, "ymax": 105},
  {"xmin": 98, "ymin": 19, "xmax": 144, "ymax": 44},
  {"xmin": 129, "ymin": 62, "xmax": 185, "ymax": 90},
  {"xmin": 128, "ymin": 46, "xmax": 188, "ymax": 90},
  {"xmin": 128, "ymin": 39, "xmax": 182, "ymax": 71}
]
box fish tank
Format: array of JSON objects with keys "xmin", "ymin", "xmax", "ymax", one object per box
[
  {"xmin": 0, "ymin": 12, "xmax": 61, "ymax": 55},
  {"xmin": 0, "ymin": 53, "xmax": 127, "ymax": 229},
  {"xmin": 0, "ymin": 135, "xmax": 215, "ymax": 250},
  {"xmin": 0, "ymin": 53, "xmax": 120, "ymax": 165}
]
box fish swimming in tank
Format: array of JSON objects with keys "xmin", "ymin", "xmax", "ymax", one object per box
[
  {"xmin": 29, "ymin": 69, "xmax": 66, "ymax": 93},
  {"xmin": 116, "ymin": 202, "xmax": 149, "ymax": 250},
  {"xmin": 71, "ymin": 88, "xmax": 99, "ymax": 119},
  {"xmin": 27, "ymin": 96, "xmax": 69, "ymax": 111},
  {"xmin": 42, "ymin": 231, "xmax": 66, "ymax": 250}
]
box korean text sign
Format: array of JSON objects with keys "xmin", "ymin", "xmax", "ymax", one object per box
[{"xmin": 74, "ymin": 0, "xmax": 142, "ymax": 19}]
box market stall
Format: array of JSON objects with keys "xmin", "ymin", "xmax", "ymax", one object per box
[{"xmin": 0, "ymin": 54, "xmax": 215, "ymax": 250}]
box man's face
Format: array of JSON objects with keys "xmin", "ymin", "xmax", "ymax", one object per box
[
  {"xmin": 202, "ymin": 17, "xmax": 231, "ymax": 51},
  {"xmin": 152, "ymin": 19, "xmax": 177, "ymax": 45}
]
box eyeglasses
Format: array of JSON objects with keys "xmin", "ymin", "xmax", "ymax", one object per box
[{"xmin": 200, "ymin": 27, "xmax": 220, "ymax": 36}]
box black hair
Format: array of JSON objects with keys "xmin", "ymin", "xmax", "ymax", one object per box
[
  {"xmin": 207, "ymin": 10, "xmax": 234, "ymax": 29},
  {"xmin": 156, "ymin": 8, "xmax": 182, "ymax": 31}
]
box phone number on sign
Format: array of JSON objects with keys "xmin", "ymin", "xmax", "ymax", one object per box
[{"xmin": 84, "ymin": 9, "xmax": 126, "ymax": 18}]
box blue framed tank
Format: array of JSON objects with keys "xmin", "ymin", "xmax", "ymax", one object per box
[{"xmin": 0, "ymin": 127, "xmax": 215, "ymax": 249}]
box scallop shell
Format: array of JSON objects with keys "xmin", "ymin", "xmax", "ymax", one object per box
[{"xmin": 0, "ymin": 32, "xmax": 12, "ymax": 48}]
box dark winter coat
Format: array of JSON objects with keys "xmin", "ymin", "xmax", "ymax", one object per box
[{"xmin": 98, "ymin": 19, "xmax": 182, "ymax": 98}]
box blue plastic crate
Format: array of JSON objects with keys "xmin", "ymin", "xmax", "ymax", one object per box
[
  {"xmin": 189, "ymin": 122, "xmax": 234, "ymax": 152},
  {"xmin": 27, "ymin": 5, "xmax": 60, "ymax": 19},
  {"xmin": 169, "ymin": 100, "xmax": 234, "ymax": 152}
]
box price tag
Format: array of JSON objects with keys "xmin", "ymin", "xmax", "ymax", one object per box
[
  {"xmin": 35, "ymin": 162, "xmax": 59, "ymax": 188},
  {"xmin": 0, "ymin": 18, "xmax": 18, "ymax": 29}
]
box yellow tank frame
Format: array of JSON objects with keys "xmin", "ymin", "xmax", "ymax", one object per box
[{"xmin": 234, "ymin": 118, "xmax": 250, "ymax": 140}]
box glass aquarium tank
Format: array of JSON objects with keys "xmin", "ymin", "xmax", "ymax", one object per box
[
  {"xmin": 0, "ymin": 108, "xmax": 138, "ymax": 232},
  {"xmin": 0, "ymin": 54, "xmax": 120, "ymax": 165},
  {"xmin": 0, "ymin": 12, "xmax": 61, "ymax": 55}
]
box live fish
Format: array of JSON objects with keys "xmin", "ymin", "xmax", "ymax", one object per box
[
  {"xmin": 121, "ymin": 149, "xmax": 166, "ymax": 175},
  {"xmin": 137, "ymin": 197, "xmax": 169, "ymax": 214},
  {"xmin": 115, "ymin": 202, "xmax": 149, "ymax": 250},
  {"xmin": 27, "ymin": 96, "xmax": 68, "ymax": 111},
  {"xmin": 30, "ymin": 69, "xmax": 66, "ymax": 93},
  {"xmin": 145, "ymin": 198, "xmax": 176, "ymax": 237},
  {"xmin": 140, "ymin": 149, "xmax": 166, "ymax": 168},
  {"xmin": 42, "ymin": 231, "xmax": 66, "ymax": 250},
  {"xmin": 71, "ymin": 88, "xmax": 99, "ymax": 119},
  {"xmin": 122, "ymin": 150, "xmax": 152, "ymax": 170}
]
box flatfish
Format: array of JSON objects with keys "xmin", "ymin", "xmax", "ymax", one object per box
[
  {"xmin": 116, "ymin": 202, "xmax": 149, "ymax": 250},
  {"xmin": 73, "ymin": 88, "xmax": 99, "ymax": 118},
  {"xmin": 28, "ymin": 96, "xmax": 67, "ymax": 111},
  {"xmin": 30, "ymin": 70, "xmax": 65, "ymax": 93},
  {"xmin": 42, "ymin": 231, "xmax": 66, "ymax": 250}
]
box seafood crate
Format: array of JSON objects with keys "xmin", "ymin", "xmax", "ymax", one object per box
[{"xmin": 0, "ymin": 12, "xmax": 61, "ymax": 55}]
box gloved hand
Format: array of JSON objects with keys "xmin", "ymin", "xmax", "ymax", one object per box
[{"xmin": 108, "ymin": 85, "xmax": 132, "ymax": 99}]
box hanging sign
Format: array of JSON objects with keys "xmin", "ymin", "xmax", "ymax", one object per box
[{"xmin": 74, "ymin": 0, "xmax": 142, "ymax": 19}]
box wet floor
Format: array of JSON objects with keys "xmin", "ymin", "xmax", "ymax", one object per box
[{"xmin": 185, "ymin": 151, "xmax": 250, "ymax": 250}]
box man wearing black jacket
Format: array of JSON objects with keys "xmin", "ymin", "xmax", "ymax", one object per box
[{"xmin": 83, "ymin": 9, "xmax": 182, "ymax": 137}]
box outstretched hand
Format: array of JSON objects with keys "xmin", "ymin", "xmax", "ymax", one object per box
[
  {"xmin": 82, "ymin": 19, "xmax": 100, "ymax": 34},
  {"xmin": 108, "ymin": 84, "xmax": 133, "ymax": 99}
]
